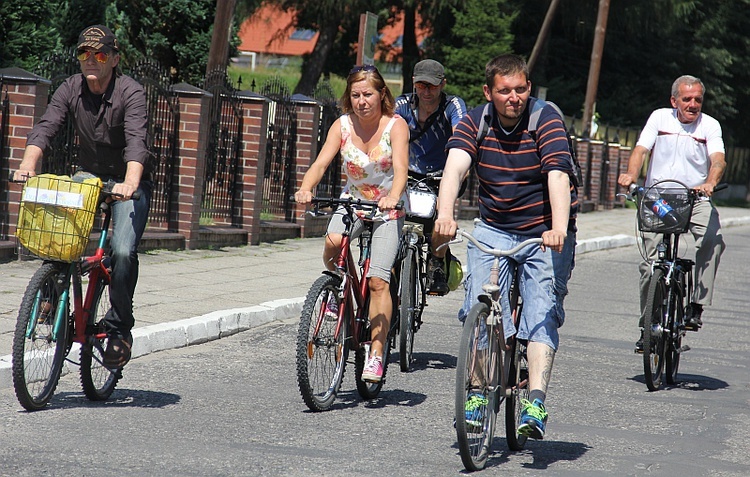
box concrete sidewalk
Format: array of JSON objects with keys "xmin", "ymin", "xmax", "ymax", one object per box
[{"xmin": 2, "ymin": 206, "xmax": 750, "ymax": 389}]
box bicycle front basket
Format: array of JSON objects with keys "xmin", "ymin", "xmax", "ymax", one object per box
[
  {"xmin": 16, "ymin": 174, "xmax": 102, "ymax": 262},
  {"xmin": 637, "ymin": 180, "xmax": 693, "ymax": 234}
]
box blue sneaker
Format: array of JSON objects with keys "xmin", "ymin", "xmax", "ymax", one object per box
[
  {"xmin": 465, "ymin": 392, "xmax": 488, "ymax": 427},
  {"xmin": 517, "ymin": 398, "xmax": 548, "ymax": 439}
]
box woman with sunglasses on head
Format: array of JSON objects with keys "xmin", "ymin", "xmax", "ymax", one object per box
[
  {"xmin": 13, "ymin": 25, "xmax": 151, "ymax": 369},
  {"xmin": 295, "ymin": 65, "xmax": 409, "ymax": 382}
]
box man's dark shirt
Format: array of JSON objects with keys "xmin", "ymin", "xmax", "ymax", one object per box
[{"xmin": 27, "ymin": 73, "xmax": 150, "ymax": 180}]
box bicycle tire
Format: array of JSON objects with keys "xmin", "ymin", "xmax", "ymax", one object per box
[
  {"xmin": 643, "ymin": 268, "xmax": 667, "ymax": 391},
  {"xmin": 80, "ymin": 274, "xmax": 121, "ymax": 401},
  {"xmin": 666, "ymin": 278, "xmax": 685, "ymax": 385},
  {"xmin": 455, "ymin": 302, "xmax": 499, "ymax": 471},
  {"xmin": 296, "ymin": 274, "xmax": 349, "ymax": 412},
  {"xmin": 12, "ymin": 262, "xmax": 70, "ymax": 411},
  {"xmin": 505, "ymin": 286, "xmax": 529, "ymax": 451},
  {"xmin": 399, "ymin": 247, "xmax": 418, "ymax": 372}
]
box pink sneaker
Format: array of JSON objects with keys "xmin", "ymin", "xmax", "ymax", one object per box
[
  {"xmin": 324, "ymin": 294, "xmax": 339, "ymax": 321},
  {"xmin": 361, "ymin": 354, "xmax": 383, "ymax": 382}
]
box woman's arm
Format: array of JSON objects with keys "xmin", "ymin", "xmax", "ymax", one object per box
[{"xmin": 381, "ymin": 116, "xmax": 409, "ymax": 210}]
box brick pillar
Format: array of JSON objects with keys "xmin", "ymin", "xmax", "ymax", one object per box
[
  {"xmin": 0, "ymin": 67, "xmax": 51, "ymax": 242},
  {"xmin": 290, "ymin": 94, "xmax": 325, "ymax": 238},
  {"xmin": 171, "ymin": 83, "xmax": 212, "ymax": 249},
  {"xmin": 236, "ymin": 91, "xmax": 270, "ymax": 245}
]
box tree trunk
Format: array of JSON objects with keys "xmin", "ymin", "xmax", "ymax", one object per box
[
  {"xmin": 401, "ymin": 5, "xmax": 418, "ymax": 93},
  {"xmin": 294, "ymin": 21, "xmax": 340, "ymax": 96},
  {"xmin": 206, "ymin": 0, "xmax": 236, "ymax": 74}
]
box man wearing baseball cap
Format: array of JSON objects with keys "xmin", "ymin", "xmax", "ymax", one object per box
[
  {"xmin": 14, "ymin": 24, "xmax": 152, "ymax": 369},
  {"xmin": 395, "ymin": 59, "xmax": 467, "ymax": 295}
]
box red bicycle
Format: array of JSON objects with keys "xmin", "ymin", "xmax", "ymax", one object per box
[
  {"xmin": 12, "ymin": 176, "xmax": 139, "ymax": 411},
  {"xmin": 295, "ymin": 197, "xmax": 402, "ymax": 411}
]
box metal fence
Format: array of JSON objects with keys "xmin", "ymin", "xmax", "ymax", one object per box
[
  {"xmin": 259, "ymin": 75, "xmax": 297, "ymax": 222},
  {"xmin": 312, "ymin": 79, "xmax": 341, "ymax": 199},
  {"xmin": 130, "ymin": 59, "xmax": 180, "ymax": 228},
  {"xmin": 200, "ymin": 69, "xmax": 243, "ymax": 225},
  {"xmin": 34, "ymin": 48, "xmax": 80, "ymax": 176}
]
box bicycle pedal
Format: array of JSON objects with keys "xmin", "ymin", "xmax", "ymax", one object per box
[{"xmin": 677, "ymin": 345, "xmax": 691, "ymax": 353}]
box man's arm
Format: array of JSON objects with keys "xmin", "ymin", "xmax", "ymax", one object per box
[
  {"xmin": 434, "ymin": 148, "xmax": 472, "ymax": 239},
  {"xmin": 618, "ymin": 144, "xmax": 649, "ymax": 187},
  {"xmin": 13, "ymin": 145, "xmax": 45, "ymax": 180},
  {"xmin": 697, "ymin": 151, "xmax": 726, "ymax": 196},
  {"xmin": 542, "ymin": 170, "xmax": 570, "ymax": 253}
]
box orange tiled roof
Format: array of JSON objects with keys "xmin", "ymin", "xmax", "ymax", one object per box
[
  {"xmin": 238, "ymin": 4, "xmax": 319, "ymax": 56},
  {"xmin": 238, "ymin": 5, "xmax": 430, "ymax": 60}
]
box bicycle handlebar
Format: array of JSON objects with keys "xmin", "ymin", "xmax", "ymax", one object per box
[
  {"xmin": 448, "ymin": 229, "xmax": 543, "ymax": 256},
  {"xmin": 11, "ymin": 173, "xmax": 141, "ymax": 201},
  {"xmin": 626, "ymin": 181, "xmax": 728, "ymax": 201}
]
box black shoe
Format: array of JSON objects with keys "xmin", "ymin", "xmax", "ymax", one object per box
[
  {"xmin": 427, "ymin": 258, "xmax": 449, "ymax": 296},
  {"xmin": 685, "ymin": 304, "xmax": 703, "ymax": 331},
  {"xmin": 634, "ymin": 328, "xmax": 644, "ymax": 354},
  {"xmin": 103, "ymin": 333, "xmax": 133, "ymax": 368}
]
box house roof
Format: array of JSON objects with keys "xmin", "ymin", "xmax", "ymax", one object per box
[
  {"xmin": 237, "ymin": 5, "xmax": 430, "ymax": 61},
  {"xmin": 238, "ymin": 5, "xmax": 319, "ymax": 56}
]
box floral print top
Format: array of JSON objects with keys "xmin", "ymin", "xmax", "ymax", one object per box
[{"xmin": 340, "ymin": 114, "xmax": 405, "ymax": 220}]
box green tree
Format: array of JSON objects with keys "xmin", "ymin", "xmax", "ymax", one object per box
[
  {"xmin": 439, "ymin": 0, "xmax": 517, "ymax": 107},
  {"xmin": 0, "ymin": 0, "xmax": 59, "ymax": 70},
  {"xmin": 108, "ymin": 0, "xmax": 216, "ymax": 84}
]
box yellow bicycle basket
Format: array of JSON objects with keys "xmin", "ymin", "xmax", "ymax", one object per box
[{"xmin": 16, "ymin": 174, "xmax": 102, "ymax": 262}]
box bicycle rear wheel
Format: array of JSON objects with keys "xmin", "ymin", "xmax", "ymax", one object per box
[
  {"xmin": 12, "ymin": 262, "xmax": 70, "ymax": 411},
  {"xmin": 80, "ymin": 274, "xmax": 121, "ymax": 400},
  {"xmin": 505, "ymin": 285, "xmax": 529, "ymax": 450},
  {"xmin": 644, "ymin": 268, "xmax": 667, "ymax": 391},
  {"xmin": 399, "ymin": 247, "xmax": 418, "ymax": 372},
  {"xmin": 296, "ymin": 274, "xmax": 349, "ymax": 412},
  {"xmin": 455, "ymin": 302, "xmax": 499, "ymax": 471}
]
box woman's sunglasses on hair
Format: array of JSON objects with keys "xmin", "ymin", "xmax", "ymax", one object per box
[
  {"xmin": 76, "ymin": 50, "xmax": 110, "ymax": 63},
  {"xmin": 349, "ymin": 64, "xmax": 378, "ymax": 76}
]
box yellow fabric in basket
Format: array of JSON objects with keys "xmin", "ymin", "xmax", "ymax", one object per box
[{"xmin": 16, "ymin": 174, "xmax": 102, "ymax": 262}]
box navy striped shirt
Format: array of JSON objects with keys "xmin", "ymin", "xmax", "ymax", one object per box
[{"xmin": 447, "ymin": 98, "xmax": 578, "ymax": 235}]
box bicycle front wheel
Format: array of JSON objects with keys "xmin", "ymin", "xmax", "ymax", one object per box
[
  {"xmin": 644, "ymin": 268, "xmax": 667, "ymax": 391},
  {"xmin": 12, "ymin": 262, "xmax": 70, "ymax": 411},
  {"xmin": 399, "ymin": 247, "xmax": 418, "ymax": 372},
  {"xmin": 455, "ymin": 302, "xmax": 499, "ymax": 471},
  {"xmin": 666, "ymin": 280, "xmax": 686, "ymax": 385},
  {"xmin": 505, "ymin": 285, "xmax": 529, "ymax": 451},
  {"xmin": 80, "ymin": 274, "xmax": 121, "ymax": 400},
  {"xmin": 296, "ymin": 274, "xmax": 349, "ymax": 411}
]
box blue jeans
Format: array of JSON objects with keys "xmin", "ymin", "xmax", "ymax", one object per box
[
  {"xmin": 104, "ymin": 182, "xmax": 152, "ymax": 337},
  {"xmin": 459, "ymin": 221, "xmax": 576, "ymax": 351}
]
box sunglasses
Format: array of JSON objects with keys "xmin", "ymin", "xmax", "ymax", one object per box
[
  {"xmin": 76, "ymin": 50, "xmax": 110, "ymax": 63},
  {"xmin": 349, "ymin": 64, "xmax": 378, "ymax": 76},
  {"xmin": 415, "ymin": 82, "xmax": 441, "ymax": 92}
]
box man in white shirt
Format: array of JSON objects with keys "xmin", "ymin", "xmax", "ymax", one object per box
[{"xmin": 618, "ymin": 75, "xmax": 726, "ymax": 353}]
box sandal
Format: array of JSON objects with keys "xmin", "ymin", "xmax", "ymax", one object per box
[{"xmin": 103, "ymin": 334, "xmax": 133, "ymax": 368}]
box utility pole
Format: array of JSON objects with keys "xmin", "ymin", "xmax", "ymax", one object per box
[
  {"xmin": 528, "ymin": 0, "xmax": 561, "ymax": 75},
  {"xmin": 206, "ymin": 0, "xmax": 237, "ymax": 74},
  {"xmin": 582, "ymin": 0, "xmax": 610, "ymax": 137}
]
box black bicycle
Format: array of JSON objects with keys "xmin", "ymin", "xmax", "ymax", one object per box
[
  {"xmin": 397, "ymin": 173, "xmax": 442, "ymax": 371},
  {"xmin": 626, "ymin": 179, "xmax": 726, "ymax": 391}
]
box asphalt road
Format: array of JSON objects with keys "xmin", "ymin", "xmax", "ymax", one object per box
[{"xmin": 0, "ymin": 225, "xmax": 748, "ymax": 476}]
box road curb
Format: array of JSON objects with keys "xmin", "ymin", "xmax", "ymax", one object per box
[{"xmin": 0, "ymin": 297, "xmax": 304, "ymax": 391}]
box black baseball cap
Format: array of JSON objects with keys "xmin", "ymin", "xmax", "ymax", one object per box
[
  {"xmin": 413, "ymin": 59, "xmax": 445, "ymax": 85},
  {"xmin": 77, "ymin": 25, "xmax": 119, "ymax": 52}
]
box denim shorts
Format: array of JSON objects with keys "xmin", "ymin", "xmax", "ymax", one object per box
[
  {"xmin": 326, "ymin": 207, "xmax": 404, "ymax": 283},
  {"xmin": 458, "ymin": 221, "xmax": 576, "ymax": 351}
]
